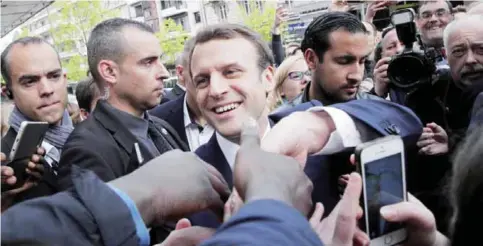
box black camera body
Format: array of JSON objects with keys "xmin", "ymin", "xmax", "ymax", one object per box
[{"xmin": 386, "ymin": 9, "xmax": 450, "ymax": 92}]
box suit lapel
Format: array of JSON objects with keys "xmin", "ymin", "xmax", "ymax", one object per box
[
  {"xmin": 196, "ymin": 134, "xmax": 233, "ymax": 189},
  {"xmin": 168, "ymin": 96, "xmax": 188, "ymax": 145},
  {"xmin": 93, "ymin": 101, "xmax": 153, "ymax": 168}
]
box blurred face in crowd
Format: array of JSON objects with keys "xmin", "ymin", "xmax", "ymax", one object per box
[
  {"xmin": 416, "ymin": 0, "xmax": 453, "ymax": 47},
  {"xmin": 305, "ymin": 30, "xmax": 371, "ymax": 104},
  {"xmin": 382, "ymin": 29, "xmax": 404, "ymax": 58},
  {"xmin": 190, "ymin": 37, "xmax": 272, "ymax": 139},
  {"xmin": 102, "ymin": 27, "xmax": 169, "ymax": 115},
  {"xmin": 446, "ymin": 20, "xmax": 483, "ymax": 86},
  {"xmin": 281, "ymin": 59, "xmax": 309, "ymax": 101},
  {"xmin": 8, "ymin": 43, "xmax": 67, "ymax": 124}
]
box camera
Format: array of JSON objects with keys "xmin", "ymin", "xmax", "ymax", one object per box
[{"xmin": 386, "ymin": 9, "xmax": 450, "ymax": 91}]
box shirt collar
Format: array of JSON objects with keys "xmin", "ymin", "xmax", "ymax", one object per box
[
  {"xmin": 104, "ymin": 102, "xmax": 150, "ymax": 138},
  {"xmin": 216, "ymin": 123, "xmax": 271, "ymax": 169},
  {"xmin": 183, "ymin": 95, "xmax": 192, "ymax": 128}
]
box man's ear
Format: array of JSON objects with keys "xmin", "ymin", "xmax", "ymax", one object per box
[
  {"xmin": 261, "ymin": 65, "xmax": 275, "ymax": 94},
  {"xmin": 98, "ymin": 60, "xmax": 119, "ymax": 86},
  {"xmin": 304, "ymin": 48, "xmax": 319, "ymax": 71}
]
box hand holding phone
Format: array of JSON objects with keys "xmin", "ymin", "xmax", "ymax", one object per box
[{"xmin": 356, "ymin": 135, "xmax": 408, "ymax": 246}]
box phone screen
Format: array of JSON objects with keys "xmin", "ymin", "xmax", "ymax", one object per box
[{"xmin": 364, "ymin": 153, "xmax": 405, "ymax": 239}]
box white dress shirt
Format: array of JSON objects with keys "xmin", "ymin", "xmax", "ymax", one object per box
[
  {"xmin": 183, "ymin": 95, "xmax": 214, "ymax": 151},
  {"xmin": 217, "ymin": 107, "xmax": 363, "ymax": 169}
]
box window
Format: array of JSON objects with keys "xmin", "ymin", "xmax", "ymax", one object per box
[
  {"xmin": 194, "ymin": 11, "xmax": 201, "ymax": 23},
  {"xmin": 172, "ymin": 13, "xmax": 190, "ymax": 31},
  {"xmin": 134, "ymin": 4, "xmax": 143, "ymax": 17},
  {"xmin": 161, "ymin": 0, "xmax": 186, "ymax": 10},
  {"xmin": 217, "ymin": 4, "xmax": 228, "ymax": 21}
]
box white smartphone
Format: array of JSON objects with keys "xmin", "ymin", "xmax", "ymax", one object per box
[
  {"xmin": 356, "ymin": 135, "xmax": 407, "ymax": 246},
  {"xmin": 9, "ymin": 121, "xmax": 49, "ymax": 162}
]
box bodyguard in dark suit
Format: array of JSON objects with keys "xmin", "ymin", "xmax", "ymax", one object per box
[
  {"xmin": 58, "ymin": 18, "xmax": 188, "ymax": 189},
  {"xmin": 57, "ymin": 19, "xmax": 188, "ymax": 243},
  {"xmin": 0, "ymin": 37, "xmax": 73, "ymax": 205},
  {"xmin": 185, "ymin": 22, "xmax": 422, "ymax": 228}
]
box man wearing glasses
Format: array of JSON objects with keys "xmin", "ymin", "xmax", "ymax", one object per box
[{"xmin": 416, "ymin": 0, "xmax": 454, "ymax": 49}]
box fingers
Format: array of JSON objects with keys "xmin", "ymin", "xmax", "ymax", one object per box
[
  {"xmin": 417, "ymin": 139, "xmax": 435, "ymax": 148},
  {"xmin": 240, "ymin": 117, "xmax": 260, "ymax": 149},
  {"xmin": 1, "ymin": 166, "xmax": 14, "ymax": 177},
  {"xmin": 380, "ymin": 201, "xmax": 434, "ymax": 229},
  {"xmin": 175, "ymin": 218, "xmax": 192, "ymax": 230},
  {"xmin": 36, "ymin": 147, "xmax": 45, "ymax": 156},
  {"xmin": 333, "ymin": 172, "xmax": 362, "ymax": 245},
  {"xmin": 0, "ymin": 152, "xmax": 6, "ymax": 162},
  {"xmin": 4, "ymin": 176, "xmax": 17, "ymax": 186},
  {"xmin": 206, "ymin": 165, "xmax": 231, "ymax": 202},
  {"xmin": 309, "ymin": 202, "xmax": 325, "ymax": 228},
  {"xmin": 350, "ymin": 154, "xmax": 356, "ymax": 166},
  {"xmin": 353, "ymin": 227, "xmax": 370, "ymax": 246}
]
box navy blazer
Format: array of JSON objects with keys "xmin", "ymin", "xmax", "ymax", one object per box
[
  {"xmin": 149, "ymin": 95, "xmax": 189, "ymax": 148},
  {"xmin": 201, "ymin": 200, "xmax": 323, "ymax": 246},
  {"xmin": 192, "ymin": 98, "xmax": 422, "ymax": 228}
]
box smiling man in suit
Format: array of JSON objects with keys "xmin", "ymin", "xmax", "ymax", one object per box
[
  {"xmin": 150, "ymin": 38, "xmax": 214, "ymax": 151},
  {"xmin": 187, "ymin": 22, "xmax": 422, "ymax": 228}
]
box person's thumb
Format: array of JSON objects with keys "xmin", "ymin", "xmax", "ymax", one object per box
[
  {"xmin": 175, "ymin": 218, "xmax": 192, "ymax": 230},
  {"xmin": 240, "ymin": 117, "xmax": 260, "ymax": 149},
  {"xmin": 380, "ymin": 201, "xmax": 434, "ymax": 230}
]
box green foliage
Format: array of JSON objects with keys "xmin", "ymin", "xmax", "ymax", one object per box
[
  {"xmin": 237, "ymin": 0, "xmax": 286, "ymax": 42},
  {"xmin": 16, "ymin": 27, "xmax": 30, "ymax": 39},
  {"xmin": 155, "ymin": 18, "xmax": 190, "ymax": 65},
  {"xmin": 48, "ymin": 0, "xmax": 120, "ymax": 82}
]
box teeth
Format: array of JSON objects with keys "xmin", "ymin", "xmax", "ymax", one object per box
[{"xmin": 215, "ymin": 103, "xmax": 239, "ymax": 114}]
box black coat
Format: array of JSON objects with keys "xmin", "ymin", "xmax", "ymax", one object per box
[{"xmin": 57, "ymin": 100, "xmax": 189, "ymax": 190}]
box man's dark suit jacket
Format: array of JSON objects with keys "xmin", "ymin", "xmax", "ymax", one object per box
[
  {"xmin": 149, "ymin": 95, "xmax": 188, "ymax": 148},
  {"xmin": 468, "ymin": 92, "xmax": 483, "ymax": 133},
  {"xmin": 163, "ymin": 84, "xmax": 185, "ymax": 102},
  {"xmin": 2, "ymin": 167, "xmax": 323, "ymax": 246},
  {"xmin": 192, "ymin": 99, "xmax": 422, "ymax": 228},
  {"xmin": 1, "ymin": 128, "xmax": 57, "ymax": 204},
  {"xmin": 57, "ymin": 100, "xmax": 188, "ymax": 190}
]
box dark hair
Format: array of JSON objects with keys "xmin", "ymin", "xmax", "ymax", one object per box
[
  {"xmin": 188, "ymin": 23, "xmax": 274, "ymax": 78},
  {"xmin": 417, "ymin": 0, "xmax": 453, "ymax": 15},
  {"xmin": 1, "ymin": 36, "xmax": 60, "ymax": 92},
  {"xmin": 87, "ymin": 18, "xmax": 154, "ymax": 86},
  {"xmin": 75, "ymin": 76, "xmax": 100, "ymax": 112},
  {"xmin": 301, "ymin": 11, "xmax": 368, "ymax": 62},
  {"xmin": 374, "ymin": 42, "xmax": 384, "ymax": 64},
  {"xmin": 450, "ymin": 125, "xmax": 483, "ymax": 245}
]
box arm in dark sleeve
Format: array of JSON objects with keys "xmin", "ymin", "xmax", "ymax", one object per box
[
  {"xmin": 272, "ymin": 33, "xmax": 285, "ymax": 67},
  {"xmin": 331, "ymin": 99, "xmax": 423, "ymax": 146},
  {"xmin": 1, "ymin": 167, "xmax": 146, "ymax": 246},
  {"xmin": 58, "ymin": 142, "xmax": 117, "ymax": 190},
  {"xmin": 201, "ymin": 200, "xmax": 323, "ymax": 246}
]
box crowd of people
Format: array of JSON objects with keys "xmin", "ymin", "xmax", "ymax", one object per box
[{"xmin": 1, "ymin": 0, "xmax": 483, "ymax": 245}]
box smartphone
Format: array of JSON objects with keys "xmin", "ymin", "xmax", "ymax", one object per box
[
  {"xmin": 355, "ymin": 135, "xmax": 407, "ymax": 246},
  {"xmin": 9, "ymin": 121, "xmax": 49, "ymax": 162}
]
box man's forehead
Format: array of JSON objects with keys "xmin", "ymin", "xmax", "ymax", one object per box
[
  {"xmin": 420, "ymin": 1, "xmax": 450, "ymax": 12},
  {"xmin": 328, "ymin": 30, "xmax": 371, "ymax": 54},
  {"xmin": 191, "ymin": 38, "xmax": 257, "ymax": 69},
  {"xmin": 448, "ymin": 25, "xmax": 483, "ymax": 46},
  {"xmin": 9, "ymin": 42, "xmax": 61, "ymax": 74}
]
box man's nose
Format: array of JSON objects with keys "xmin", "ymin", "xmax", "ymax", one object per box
[
  {"xmin": 208, "ymin": 74, "xmax": 228, "ymax": 98},
  {"xmin": 38, "ymin": 77, "xmax": 54, "ymax": 97}
]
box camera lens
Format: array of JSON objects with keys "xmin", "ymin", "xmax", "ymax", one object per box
[{"xmin": 387, "ymin": 53, "xmax": 432, "ymax": 89}]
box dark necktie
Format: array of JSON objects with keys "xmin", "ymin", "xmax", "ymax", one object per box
[{"xmin": 147, "ymin": 121, "xmax": 172, "ymax": 155}]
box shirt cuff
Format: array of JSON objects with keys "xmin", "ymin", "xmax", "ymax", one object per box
[
  {"xmin": 108, "ymin": 184, "xmax": 150, "ymax": 246},
  {"xmin": 308, "ymin": 106, "xmax": 362, "ymax": 155}
]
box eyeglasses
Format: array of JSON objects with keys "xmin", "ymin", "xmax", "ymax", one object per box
[
  {"xmin": 288, "ymin": 71, "xmax": 311, "ymax": 81},
  {"xmin": 419, "ymin": 9, "xmax": 450, "ymax": 20}
]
